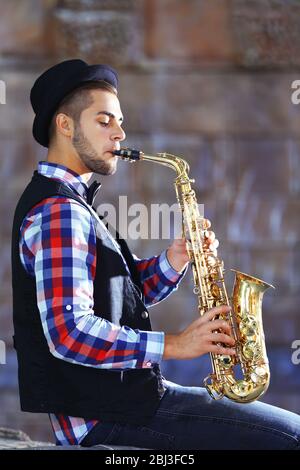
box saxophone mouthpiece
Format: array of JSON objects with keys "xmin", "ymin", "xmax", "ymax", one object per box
[{"xmin": 113, "ymin": 148, "xmax": 143, "ymax": 161}]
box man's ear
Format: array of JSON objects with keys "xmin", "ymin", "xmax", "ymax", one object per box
[{"xmin": 56, "ymin": 113, "xmax": 74, "ymax": 140}]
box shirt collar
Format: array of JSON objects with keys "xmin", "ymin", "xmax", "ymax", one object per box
[{"xmin": 37, "ymin": 161, "xmax": 90, "ymax": 200}]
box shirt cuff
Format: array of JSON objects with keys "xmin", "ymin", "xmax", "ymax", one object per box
[
  {"xmin": 159, "ymin": 249, "xmax": 187, "ymax": 282},
  {"xmin": 140, "ymin": 330, "xmax": 165, "ymax": 368}
]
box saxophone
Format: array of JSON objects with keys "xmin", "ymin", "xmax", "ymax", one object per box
[{"xmin": 114, "ymin": 148, "xmax": 274, "ymax": 403}]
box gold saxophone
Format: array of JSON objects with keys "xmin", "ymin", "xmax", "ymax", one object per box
[{"xmin": 114, "ymin": 148, "xmax": 274, "ymax": 403}]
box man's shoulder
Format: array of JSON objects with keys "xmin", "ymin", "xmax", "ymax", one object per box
[{"xmin": 21, "ymin": 195, "xmax": 92, "ymax": 229}]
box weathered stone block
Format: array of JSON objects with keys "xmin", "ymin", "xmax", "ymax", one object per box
[
  {"xmin": 232, "ymin": 0, "xmax": 300, "ymax": 67},
  {"xmin": 0, "ymin": 71, "xmax": 36, "ymax": 134},
  {"xmin": 52, "ymin": 0, "xmax": 143, "ymax": 65},
  {"xmin": 144, "ymin": 0, "xmax": 235, "ymax": 63},
  {"xmin": 0, "ymin": 0, "xmax": 56, "ymax": 57},
  {"xmin": 119, "ymin": 72, "xmax": 300, "ymax": 136}
]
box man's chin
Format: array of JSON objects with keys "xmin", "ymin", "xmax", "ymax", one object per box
[
  {"xmin": 95, "ymin": 161, "xmax": 117, "ymax": 176},
  {"xmin": 106, "ymin": 165, "xmax": 117, "ymax": 176},
  {"xmin": 107, "ymin": 158, "xmax": 118, "ymax": 175}
]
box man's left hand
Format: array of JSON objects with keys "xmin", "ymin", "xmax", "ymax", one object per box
[{"xmin": 166, "ymin": 218, "xmax": 219, "ymax": 273}]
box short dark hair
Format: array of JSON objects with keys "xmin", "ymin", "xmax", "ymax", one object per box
[{"xmin": 48, "ymin": 80, "xmax": 117, "ymax": 145}]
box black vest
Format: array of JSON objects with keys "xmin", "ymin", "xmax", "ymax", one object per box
[{"xmin": 11, "ymin": 171, "xmax": 164, "ymax": 424}]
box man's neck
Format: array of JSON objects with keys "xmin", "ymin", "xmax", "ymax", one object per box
[{"xmin": 47, "ymin": 148, "xmax": 93, "ymax": 184}]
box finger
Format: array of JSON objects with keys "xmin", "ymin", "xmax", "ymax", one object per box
[
  {"xmin": 203, "ymin": 238, "xmax": 219, "ymax": 250},
  {"xmin": 195, "ymin": 306, "xmax": 231, "ymax": 328},
  {"xmin": 201, "ymin": 305, "xmax": 231, "ymax": 322},
  {"xmin": 204, "ymin": 250, "xmax": 218, "ymax": 261},
  {"xmin": 204, "ymin": 230, "xmax": 215, "ymax": 242},
  {"xmin": 210, "ymin": 239, "xmax": 219, "ymax": 250},
  {"xmin": 207, "ymin": 332, "xmax": 235, "ymax": 346},
  {"xmin": 203, "ymin": 248, "xmax": 218, "ymax": 257},
  {"xmin": 204, "ymin": 319, "xmax": 232, "ymax": 335},
  {"xmin": 202, "ymin": 219, "xmax": 211, "ymax": 229},
  {"xmin": 207, "ymin": 254, "xmax": 218, "ymax": 266},
  {"xmin": 202, "ymin": 319, "xmax": 232, "ymax": 335},
  {"xmin": 208, "ymin": 345, "xmax": 236, "ymax": 355}
]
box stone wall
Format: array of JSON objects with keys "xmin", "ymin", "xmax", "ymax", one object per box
[{"xmin": 0, "ymin": 0, "xmax": 299, "ymax": 442}]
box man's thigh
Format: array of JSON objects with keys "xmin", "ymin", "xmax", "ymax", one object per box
[
  {"xmin": 106, "ymin": 381, "xmax": 300, "ymax": 450},
  {"xmin": 81, "ymin": 381, "xmax": 300, "ymax": 449}
]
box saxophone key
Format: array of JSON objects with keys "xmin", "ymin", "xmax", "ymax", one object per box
[
  {"xmin": 242, "ymin": 341, "xmax": 261, "ymax": 360},
  {"xmin": 219, "ymin": 355, "xmax": 234, "ymax": 369},
  {"xmin": 230, "ymin": 380, "xmax": 254, "ymax": 398},
  {"xmin": 210, "ymin": 283, "xmax": 221, "ymax": 298},
  {"xmin": 239, "ymin": 317, "xmax": 258, "ymax": 339}
]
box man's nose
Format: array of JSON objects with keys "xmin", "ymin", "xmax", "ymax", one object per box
[{"xmin": 111, "ymin": 124, "xmax": 126, "ymax": 142}]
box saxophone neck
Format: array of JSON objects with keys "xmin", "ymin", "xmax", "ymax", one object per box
[
  {"xmin": 114, "ymin": 148, "xmax": 191, "ymax": 181},
  {"xmin": 142, "ymin": 152, "xmax": 190, "ymax": 179}
]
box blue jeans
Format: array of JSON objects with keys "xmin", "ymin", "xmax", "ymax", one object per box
[{"xmin": 81, "ymin": 380, "xmax": 300, "ymax": 450}]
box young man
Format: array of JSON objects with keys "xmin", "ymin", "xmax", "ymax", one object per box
[{"xmin": 11, "ymin": 59, "xmax": 300, "ymax": 449}]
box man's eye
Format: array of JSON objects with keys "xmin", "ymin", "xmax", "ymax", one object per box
[{"xmin": 99, "ymin": 121, "xmax": 109, "ymax": 126}]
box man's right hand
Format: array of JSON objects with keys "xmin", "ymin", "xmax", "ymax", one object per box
[{"xmin": 163, "ymin": 305, "xmax": 236, "ymax": 360}]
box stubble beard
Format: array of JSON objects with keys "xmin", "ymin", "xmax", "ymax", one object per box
[{"xmin": 72, "ymin": 123, "xmax": 117, "ymax": 175}]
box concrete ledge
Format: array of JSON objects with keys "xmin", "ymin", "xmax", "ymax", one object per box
[{"xmin": 0, "ymin": 427, "xmax": 146, "ymax": 450}]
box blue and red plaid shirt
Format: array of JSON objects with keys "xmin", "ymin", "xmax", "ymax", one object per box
[{"xmin": 19, "ymin": 161, "xmax": 185, "ymax": 445}]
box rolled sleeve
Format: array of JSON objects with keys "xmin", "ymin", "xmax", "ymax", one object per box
[
  {"xmin": 140, "ymin": 330, "xmax": 165, "ymax": 367},
  {"xmin": 159, "ymin": 249, "xmax": 187, "ymax": 282}
]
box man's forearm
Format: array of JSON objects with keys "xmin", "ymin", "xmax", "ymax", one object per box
[
  {"xmin": 135, "ymin": 250, "xmax": 186, "ymax": 306},
  {"xmin": 163, "ymin": 334, "xmax": 178, "ymax": 360}
]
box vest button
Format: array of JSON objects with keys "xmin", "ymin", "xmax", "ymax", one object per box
[{"xmin": 141, "ymin": 310, "xmax": 149, "ymax": 319}]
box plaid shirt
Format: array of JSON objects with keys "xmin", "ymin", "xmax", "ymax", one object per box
[{"xmin": 19, "ymin": 161, "xmax": 185, "ymax": 446}]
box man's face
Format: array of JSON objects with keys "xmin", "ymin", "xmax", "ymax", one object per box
[{"xmin": 72, "ymin": 89, "xmax": 126, "ymax": 175}]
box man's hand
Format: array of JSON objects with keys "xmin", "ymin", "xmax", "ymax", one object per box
[
  {"xmin": 166, "ymin": 218, "xmax": 219, "ymax": 272},
  {"xmin": 163, "ymin": 305, "xmax": 236, "ymax": 360},
  {"xmin": 166, "ymin": 238, "xmax": 190, "ymax": 272}
]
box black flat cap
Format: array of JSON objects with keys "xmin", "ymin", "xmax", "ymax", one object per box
[{"xmin": 30, "ymin": 59, "xmax": 118, "ymax": 148}]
